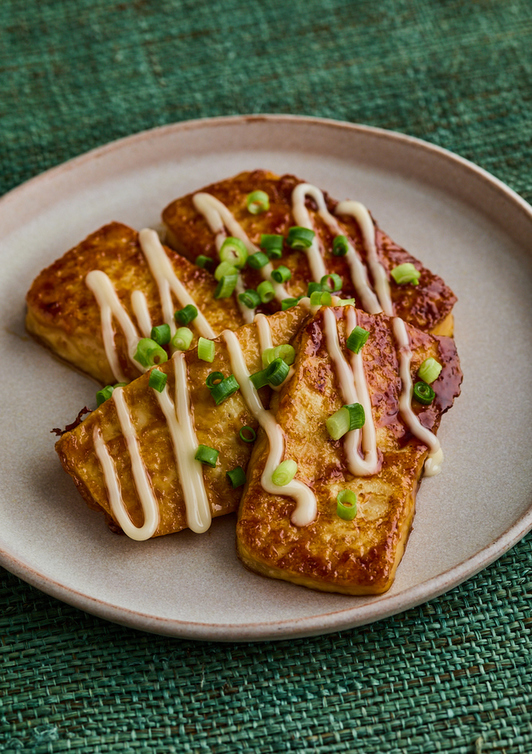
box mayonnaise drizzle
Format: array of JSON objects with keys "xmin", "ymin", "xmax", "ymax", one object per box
[
  {"xmin": 323, "ymin": 307, "xmax": 379, "ymax": 476},
  {"xmin": 223, "ymin": 328, "xmax": 317, "ymax": 527},
  {"xmin": 85, "ymin": 269, "xmax": 144, "ymax": 383},
  {"xmin": 254, "ymin": 312, "xmax": 295, "ymax": 390},
  {"xmin": 154, "ymin": 352, "xmax": 211, "ymax": 533},
  {"xmin": 138, "ymin": 228, "xmax": 215, "ymax": 340},
  {"xmin": 192, "ymin": 192, "xmax": 290, "ymax": 323},
  {"xmin": 292, "ymin": 183, "xmax": 382, "ymax": 314},
  {"xmin": 93, "ymin": 387, "xmax": 160, "ymax": 541},
  {"xmin": 131, "ymin": 289, "xmax": 152, "ymax": 338}
]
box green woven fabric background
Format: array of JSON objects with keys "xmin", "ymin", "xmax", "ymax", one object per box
[{"xmin": 1, "ymin": 1, "xmax": 531, "ymax": 752}]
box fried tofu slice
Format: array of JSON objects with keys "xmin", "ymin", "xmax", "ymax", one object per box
[
  {"xmin": 55, "ymin": 306, "xmax": 309, "ymax": 538},
  {"xmin": 26, "ymin": 222, "xmax": 244, "ymax": 385},
  {"xmin": 162, "ymin": 171, "xmax": 456, "ymax": 335},
  {"xmin": 236, "ymin": 306, "xmax": 462, "ymax": 594}
]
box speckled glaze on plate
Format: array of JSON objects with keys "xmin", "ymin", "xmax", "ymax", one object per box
[{"xmin": 1, "ymin": 115, "xmax": 531, "ymax": 641}]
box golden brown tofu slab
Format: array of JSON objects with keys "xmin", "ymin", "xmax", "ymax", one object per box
[
  {"xmin": 26, "ymin": 222, "xmax": 244, "ymax": 385},
  {"xmin": 56, "ymin": 306, "xmax": 309, "ymax": 538},
  {"xmin": 236, "ymin": 306, "xmax": 462, "ymax": 595},
  {"xmin": 162, "ymin": 171, "xmax": 456, "ymax": 335}
]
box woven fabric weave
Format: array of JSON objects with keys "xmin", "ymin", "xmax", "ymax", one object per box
[{"xmin": 1, "ymin": 0, "xmax": 531, "ymax": 752}]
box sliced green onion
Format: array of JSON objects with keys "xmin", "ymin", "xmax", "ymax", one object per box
[
  {"xmin": 271, "ymin": 265, "xmax": 291, "ymax": 284},
  {"xmin": 219, "ymin": 237, "xmax": 248, "ymax": 268},
  {"xmin": 287, "ymin": 226, "xmax": 315, "ymax": 249},
  {"xmin": 262, "ymin": 344, "xmax": 296, "ymax": 368},
  {"xmin": 195, "ymin": 444, "xmax": 219, "ymax": 467},
  {"xmin": 346, "ymin": 326, "xmax": 369, "ymax": 354},
  {"xmin": 150, "ymin": 323, "xmax": 171, "ymax": 346},
  {"xmin": 214, "ymin": 261, "xmax": 238, "ymax": 281},
  {"xmin": 226, "ymin": 466, "xmax": 246, "ymax": 488},
  {"xmin": 281, "ymin": 297, "xmax": 301, "ymax": 310},
  {"xmin": 260, "ymin": 234, "xmax": 283, "ymax": 253},
  {"xmin": 307, "ymin": 281, "xmax": 324, "ymax": 296},
  {"xmin": 247, "ymin": 252, "xmax": 269, "ymax": 269},
  {"xmin": 418, "ymin": 357, "xmax": 442, "ymax": 384},
  {"xmin": 339, "ymin": 298, "xmax": 356, "ymax": 306},
  {"xmin": 272, "ymin": 459, "xmax": 297, "ymax": 486},
  {"xmin": 134, "ymin": 338, "xmax": 168, "ymax": 367},
  {"xmin": 149, "ymin": 368, "xmax": 167, "ymax": 393},
  {"xmin": 337, "ymin": 490, "xmax": 357, "ymax": 520},
  {"xmin": 215, "ymin": 273, "xmax": 239, "ymax": 299},
  {"xmin": 326, "ymin": 407, "xmax": 350, "ymax": 440},
  {"xmin": 196, "ymin": 255, "xmax": 214, "ymax": 270},
  {"xmin": 257, "ymin": 280, "xmax": 275, "ymax": 303},
  {"xmin": 171, "ymin": 327, "xmax": 193, "ymax": 351},
  {"xmin": 320, "ymin": 273, "xmax": 343, "ymax": 292},
  {"xmin": 344, "ymin": 402, "xmax": 365, "ymax": 430},
  {"xmin": 249, "ymin": 368, "xmax": 269, "ymax": 390},
  {"xmin": 239, "ymin": 425, "xmax": 256, "ymax": 443},
  {"xmin": 175, "ymin": 304, "xmax": 198, "ymax": 326},
  {"xmin": 205, "ymin": 371, "xmax": 224, "ymax": 389},
  {"xmin": 265, "ymin": 246, "xmax": 282, "ymax": 260},
  {"xmin": 96, "ymin": 385, "xmax": 115, "ymax": 407},
  {"xmin": 246, "ymin": 190, "xmax": 270, "ymax": 215},
  {"xmin": 390, "ymin": 263, "xmax": 421, "ymax": 286},
  {"xmin": 413, "ymin": 381, "xmax": 435, "ymax": 405},
  {"xmin": 333, "ymin": 235, "xmax": 349, "ymax": 257},
  {"xmin": 238, "ymin": 289, "xmax": 261, "ymax": 309},
  {"xmin": 264, "ymin": 357, "xmax": 289, "ymax": 386},
  {"xmin": 310, "ymin": 290, "xmax": 332, "ymax": 306},
  {"xmin": 210, "ymin": 374, "xmax": 240, "ymax": 405},
  {"xmin": 198, "ymin": 337, "xmax": 215, "ymax": 362}
]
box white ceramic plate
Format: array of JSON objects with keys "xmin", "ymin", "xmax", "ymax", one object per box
[{"xmin": 1, "ymin": 115, "xmax": 531, "ymax": 641}]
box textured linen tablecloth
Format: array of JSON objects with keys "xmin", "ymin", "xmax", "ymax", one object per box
[{"xmin": 1, "ymin": 1, "xmax": 531, "ymax": 752}]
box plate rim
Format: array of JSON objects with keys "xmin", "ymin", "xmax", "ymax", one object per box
[{"xmin": 2, "ymin": 113, "xmax": 532, "ymax": 642}]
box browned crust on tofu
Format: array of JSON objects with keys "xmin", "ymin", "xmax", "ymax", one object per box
[
  {"xmin": 162, "ymin": 170, "xmax": 457, "ymax": 333},
  {"xmin": 25, "ymin": 222, "xmax": 244, "ymax": 385},
  {"xmin": 55, "ymin": 306, "xmax": 310, "ymax": 537},
  {"xmin": 236, "ymin": 307, "xmax": 462, "ymax": 594}
]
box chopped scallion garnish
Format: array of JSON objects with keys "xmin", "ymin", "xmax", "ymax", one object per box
[
  {"xmin": 262, "ymin": 343, "xmax": 296, "ymax": 368},
  {"xmin": 171, "ymin": 327, "xmax": 193, "ymax": 351},
  {"xmin": 344, "ymin": 402, "xmax": 365, "ymax": 430},
  {"xmin": 418, "ymin": 357, "xmax": 442, "ymax": 384},
  {"xmin": 320, "ymin": 273, "xmax": 342, "ymax": 292},
  {"xmin": 209, "ymin": 374, "xmax": 240, "ymax": 405},
  {"xmin": 339, "ymin": 298, "xmax": 356, "ymax": 306},
  {"xmin": 246, "ymin": 190, "xmax": 270, "ymax": 214},
  {"xmin": 332, "ymin": 235, "xmax": 349, "ymax": 257},
  {"xmin": 196, "ymin": 255, "xmax": 214, "ymax": 270},
  {"xmin": 150, "ymin": 323, "xmax": 171, "ymax": 346},
  {"xmin": 238, "ymin": 289, "xmax": 261, "ymax": 309},
  {"xmin": 96, "ymin": 385, "xmax": 115, "ymax": 407},
  {"xmin": 175, "ymin": 304, "xmax": 198, "ymax": 326},
  {"xmin": 195, "ymin": 444, "xmax": 219, "ymax": 467},
  {"xmin": 226, "ymin": 466, "xmax": 246, "ymax": 488},
  {"xmin": 281, "ymin": 297, "xmax": 301, "ymax": 310},
  {"xmin": 413, "ymin": 381, "xmax": 435, "ymax": 405},
  {"xmin": 249, "ymin": 368, "xmax": 269, "ymax": 390},
  {"xmin": 219, "ymin": 237, "xmax": 248, "ymax": 268},
  {"xmin": 149, "ymin": 368, "xmax": 167, "ymax": 393},
  {"xmin": 346, "ymin": 326, "xmax": 369, "ymax": 354},
  {"xmin": 239, "ymin": 425, "xmax": 256, "ymax": 443},
  {"xmin": 264, "ymin": 357, "xmax": 289, "ymax": 386},
  {"xmin": 134, "ymin": 338, "xmax": 169, "ymax": 368},
  {"xmin": 247, "ymin": 252, "xmax": 269, "ymax": 269},
  {"xmin": 215, "ymin": 273, "xmax": 239, "ymax": 299},
  {"xmin": 307, "ymin": 281, "xmax": 323, "ymax": 296},
  {"xmin": 214, "ymin": 261, "xmax": 238, "ymax": 281},
  {"xmin": 272, "ymin": 459, "xmax": 297, "ymax": 486},
  {"xmin": 390, "ymin": 263, "xmax": 421, "ymax": 286},
  {"xmin": 310, "ymin": 290, "xmax": 332, "ymax": 306},
  {"xmin": 260, "ymin": 234, "xmax": 283, "ymax": 253},
  {"xmin": 205, "ymin": 371, "xmax": 224, "ymax": 389},
  {"xmin": 197, "ymin": 337, "xmax": 215, "ymax": 363},
  {"xmin": 337, "ymin": 490, "xmax": 357, "ymax": 520},
  {"xmin": 271, "ymin": 265, "xmax": 292, "ymax": 284},
  {"xmin": 257, "ymin": 280, "xmax": 275, "ymax": 303},
  {"xmin": 326, "ymin": 407, "xmax": 351, "ymax": 440},
  {"xmin": 287, "ymin": 226, "xmax": 315, "ymax": 249}
]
